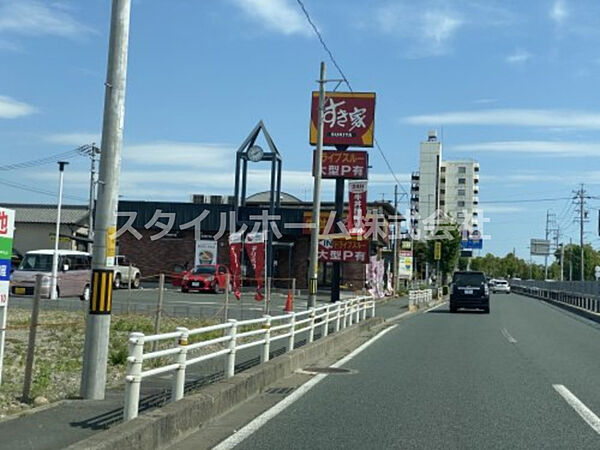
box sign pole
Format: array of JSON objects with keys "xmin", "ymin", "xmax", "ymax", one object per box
[
  {"xmin": 331, "ymin": 175, "xmax": 344, "ymax": 303},
  {"xmin": 81, "ymin": 0, "xmax": 132, "ymax": 400},
  {"xmin": 0, "ymin": 207, "xmax": 14, "ymax": 387},
  {"xmin": 308, "ymin": 61, "xmax": 326, "ymax": 309},
  {"xmin": 50, "ymin": 161, "xmax": 68, "ymax": 300}
]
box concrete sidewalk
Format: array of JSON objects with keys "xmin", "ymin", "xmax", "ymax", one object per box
[{"xmin": 0, "ymin": 296, "xmax": 407, "ymax": 450}]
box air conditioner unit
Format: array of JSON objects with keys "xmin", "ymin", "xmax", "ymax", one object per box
[{"xmin": 191, "ymin": 194, "xmax": 209, "ymax": 204}]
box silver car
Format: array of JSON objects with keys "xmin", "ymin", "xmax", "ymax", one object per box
[
  {"xmin": 492, "ymin": 279, "xmax": 511, "ymax": 294},
  {"xmin": 11, "ymin": 249, "xmax": 92, "ymax": 300}
]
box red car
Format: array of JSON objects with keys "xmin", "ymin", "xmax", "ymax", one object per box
[{"xmin": 180, "ymin": 264, "xmax": 230, "ymax": 294}]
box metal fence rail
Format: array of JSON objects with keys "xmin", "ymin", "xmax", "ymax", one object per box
[
  {"xmin": 122, "ymin": 295, "xmax": 375, "ymax": 421},
  {"xmin": 512, "ymin": 284, "xmax": 600, "ymax": 314},
  {"xmin": 408, "ymin": 289, "xmax": 433, "ymax": 311}
]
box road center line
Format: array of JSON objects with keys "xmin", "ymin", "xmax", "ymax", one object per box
[
  {"xmin": 501, "ymin": 328, "xmax": 517, "ymax": 344},
  {"xmin": 553, "ymin": 384, "xmax": 600, "ymax": 435},
  {"xmin": 212, "ymin": 324, "xmax": 398, "ymax": 450}
]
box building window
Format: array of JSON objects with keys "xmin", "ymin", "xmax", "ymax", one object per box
[
  {"xmin": 458, "ymin": 188, "xmax": 465, "ymax": 196},
  {"xmin": 457, "ymin": 201, "xmax": 465, "ymax": 207},
  {"xmin": 458, "ymin": 166, "xmax": 466, "ymax": 174},
  {"xmin": 458, "ymin": 178, "xmax": 466, "ymax": 185}
]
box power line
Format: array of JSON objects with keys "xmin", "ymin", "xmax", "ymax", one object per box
[
  {"xmin": 295, "ymin": 0, "xmax": 407, "ymax": 196},
  {"xmin": 0, "ymin": 177, "xmax": 86, "ymax": 202},
  {"xmin": 479, "ymin": 196, "xmax": 572, "ymax": 204},
  {"xmin": 0, "ymin": 148, "xmax": 82, "ymax": 171}
]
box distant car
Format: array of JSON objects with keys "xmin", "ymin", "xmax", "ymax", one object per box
[
  {"xmin": 489, "ymin": 278, "xmax": 497, "ymax": 287},
  {"xmin": 181, "ymin": 264, "xmax": 230, "ymax": 294},
  {"xmin": 450, "ymin": 271, "xmax": 490, "ymax": 313},
  {"xmin": 492, "ymin": 279, "xmax": 510, "ymax": 294},
  {"xmin": 113, "ymin": 255, "xmax": 141, "ymax": 289},
  {"xmin": 11, "ymin": 249, "xmax": 91, "ymax": 300}
]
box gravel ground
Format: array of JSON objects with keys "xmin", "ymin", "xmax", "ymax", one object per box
[{"xmin": 0, "ymin": 308, "xmax": 217, "ymax": 419}]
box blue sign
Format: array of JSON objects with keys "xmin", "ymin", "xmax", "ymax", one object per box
[
  {"xmin": 461, "ymin": 230, "xmax": 483, "ymax": 250},
  {"xmin": 0, "ymin": 259, "xmax": 10, "ymax": 282}
]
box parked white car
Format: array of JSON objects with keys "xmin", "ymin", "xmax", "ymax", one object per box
[
  {"xmin": 492, "ymin": 279, "xmax": 510, "ymax": 294},
  {"xmin": 113, "ymin": 255, "xmax": 141, "ymax": 289}
]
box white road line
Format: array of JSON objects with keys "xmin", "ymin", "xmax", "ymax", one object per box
[
  {"xmin": 424, "ymin": 301, "xmax": 448, "ymax": 313},
  {"xmin": 386, "ymin": 310, "xmax": 413, "ymax": 322},
  {"xmin": 501, "ymin": 328, "xmax": 517, "ymax": 344},
  {"xmin": 553, "ymin": 384, "xmax": 600, "ymax": 435},
  {"xmin": 212, "ymin": 324, "xmax": 398, "ymax": 450}
]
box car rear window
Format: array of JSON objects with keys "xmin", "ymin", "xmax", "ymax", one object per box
[
  {"xmin": 496, "ymin": 280, "xmax": 508, "ymax": 285},
  {"xmin": 453, "ymin": 273, "xmax": 485, "ymax": 285}
]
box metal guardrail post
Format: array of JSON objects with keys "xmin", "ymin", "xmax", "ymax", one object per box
[
  {"xmin": 308, "ymin": 308, "xmax": 315, "ymax": 343},
  {"xmin": 225, "ymin": 320, "xmax": 237, "ymax": 378},
  {"xmin": 171, "ymin": 327, "xmax": 189, "ymax": 403},
  {"xmin": 322, "ymin": 305, "xmax": 329, "ymax": 337},
  {"xmin": 287, "ymin": 313, "xmax": 295, "ymax": 352},
  {"xmin": 335, "ymin": 303, "xmax": 341, "ymax": 332},
  {"xmin": 348, "ymin": 302, "xmax": 354, "ymax": 326},
  {"xmin": 355, "ymin": 300, "xmax": 360, "ymax": 323},
  {"xmin": 371, "ymin": 299, "xmax": 376, "ymax": 318},
  {"xmin": 261, "ymin": 315, "xmax": 271, "ymax": 363},
  {"xmin": 361, "ymin": 301, "xmax": 367, "ymax": 321},
  {"xmin": 124, "ymin": 332, "xmax": 145, "ymax": 421},
  {"xmin": 342, "ymin": 302, "xmax": 348, "ymax": 328}
]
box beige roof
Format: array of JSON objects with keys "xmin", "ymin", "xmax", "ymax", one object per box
[{"xmin": 1, "ymin": 203, "xmax": 89, "ymax": 225}]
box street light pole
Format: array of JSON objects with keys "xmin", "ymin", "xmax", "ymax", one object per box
[
  {"xmin": 50, "ymin": 161, "xmax": 69, "ymax": 300},
  {"xmin": 81, "ymin": 0, "xmax": 132, "ymax": 400},
  {"xmin": 307, "ymin": 61, "xmax": 326, "ymax": 309}
]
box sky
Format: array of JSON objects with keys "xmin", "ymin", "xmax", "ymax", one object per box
[{"xmin": 2, "ymin": 0, "xmax": 600, "ymax": 259}]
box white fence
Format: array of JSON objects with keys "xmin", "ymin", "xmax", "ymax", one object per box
[
  {"xmin": 408, "ymin": 289, "xmax": 433, "ymax": 310},
  {"xmin": 123, "ymin": 295, "xmax": 375, "ymax": 421}
]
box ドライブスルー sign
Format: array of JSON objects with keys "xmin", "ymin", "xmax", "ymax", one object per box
[
  {"xmin": 313, "ymin": 150, "xmax": 369, "ymax": 179},
  {"xmin": 310, "ymin": 92, "xmax": 376, "ymax": 147}
]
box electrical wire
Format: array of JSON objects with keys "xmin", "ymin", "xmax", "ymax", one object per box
[
  {"xmin": 0, "ymin": 148, "xmax": 82, "ymax": 171},
  {"xmin": 0, "ymin": 178, "xmax": 86, "ymax": 201},
  {"xmin": 295, "ymin": 0, "xmax": 407, "ymax": 197}
]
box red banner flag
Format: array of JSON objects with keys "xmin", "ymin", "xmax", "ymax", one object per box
[
  {"xmin": 348, "ymin": 180, "xmax": 367, "ymax": 236},
  {"xmin": 228, "ymin": 232, "xmax": 243, "ymax": 300},
  {"xmin": 244, "ymin": 231, "xmax": 266, "ymax": 301}
]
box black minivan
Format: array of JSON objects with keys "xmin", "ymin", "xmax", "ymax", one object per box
[{"xmin": 450, "ymin": 271, "xmax": 490, "ymax": 313}]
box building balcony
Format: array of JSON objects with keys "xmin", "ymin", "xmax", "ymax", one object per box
[
  {"xmin": 411, "ymin": 172, "xmax": 420, "ymax": 181},
  {"xmin": 411, "ymin": 184, "xmax": 419, "ymax": 192},
  {"xmin": 473, "ymin": 196, "xmax": 479, "ymax": 205},
  {"xmin": 411, "ymin": 196, "xmax": 419, "ymax": 203}
]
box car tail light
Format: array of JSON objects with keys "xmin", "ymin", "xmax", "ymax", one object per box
[{"xmin": 484, "ymin": 283, "xmax": 489, "ymax": 295}]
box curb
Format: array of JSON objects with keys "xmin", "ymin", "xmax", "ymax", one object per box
[{"xmin": 66, "ymin": 317, "xmax": 385, "ymax": 450}]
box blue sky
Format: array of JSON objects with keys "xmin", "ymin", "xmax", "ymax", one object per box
[{"xmin": 2, "ymin": 0, "xmax": 600, "ymax": 259}]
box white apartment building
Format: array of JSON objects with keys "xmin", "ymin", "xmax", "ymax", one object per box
[{"xmin": 410, "ymin": 131, "xmax": 479, "ymax": 239}]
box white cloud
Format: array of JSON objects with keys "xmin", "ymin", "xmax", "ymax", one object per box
[
  {"xmin": 0, "ymin": 95, "xmax": 37, "ymax": 118},
  {"xmin": 45, "ymin": 132, "xmax": 101, "ymax": 146},
  {"xmin": 550, "ymin": 0, "xmax": 568, "ymax": 25},
  {"xmin": 453, "ymin": 140, "xmax": 600, "ymax": 157},
  {"xmin": 124, "ymin": 142, "xmax": 235, "ymax": 169},
  {"xmin": 375, "ymin": 3, "xmax": 464, "ymax": 57},
  {"xmin": 403, "ymin": 109, "xmax": 600, "ymax": 129},
  {"xmin": 505, "ymin": 48, "xmax": 531, "ymax": 64},
  {"xmin": 478, "ymin": 205, "xmax": 525, "ymax": 214},
  {"xmin": 0, "ymin": 1, "xmax": 92, "ymax": 37},
  {"xmin": 230, "ymin": 0, "xmax": 311, "ymax": 37}
]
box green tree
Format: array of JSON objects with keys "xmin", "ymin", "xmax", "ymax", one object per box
[{"xmin": 426, "ymin": 221, "xmax": 461, "ymax": 283}]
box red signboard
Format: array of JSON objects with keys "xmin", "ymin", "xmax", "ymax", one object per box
[
  {"xmin": 318, "ymin": 238, "xmax": 370, "ymax": 263},
  {"xmin": 348, "ymin": 181, "xmax": 367, "ymax": 236},
  {"xmin": 310, "ymin": 92, "xmax": 376, "ymax": 147},
  {"xmin": 313, "ymin": 150, "xmax": 368, "ymax": 179}
]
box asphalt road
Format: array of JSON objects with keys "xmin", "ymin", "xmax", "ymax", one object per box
[{"xmin": 199, "ymin": 292, "xmax": 600, "ymax": 449}]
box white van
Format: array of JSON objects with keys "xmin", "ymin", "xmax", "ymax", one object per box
[{"xmin": 11, "ymin": 249, "xmax": 92, "ymax": 300}]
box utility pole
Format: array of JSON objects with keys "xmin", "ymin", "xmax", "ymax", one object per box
[
  {"xmin": 559, "ymin": 243, "xmax": 564, "ymax": 282},
  {"xmin": 544, "ymin": 210, "xmax": 550, "ymax": 279},
  {"xmin": 307, "ymin": 61, "xmax": 326, "ymax": 309},
  {"xmin": 569, "ymin": 237, "xmax": 573, "ymax": 281},
  {"xmin": 50, "ymin": 161, "xmax": 69, "ymax": 300},
  {"xmin": 81, "ymin": 0, "xmax": 132, "ymax": 400},
  {"xmin": 573, "ymin": 185, "xmax": 588, "ymax": 281},
  {"xmin": 392, "ymin": 184, "xmax": 399, "ymax": 294},
  {"xmin": 79, "ymin": 144, "xmax": 101, "ymax": 253}
]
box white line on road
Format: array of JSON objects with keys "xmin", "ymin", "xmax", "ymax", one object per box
[
  {"xmin": 424, "ymin": 301, "xmax": 448, "ymax": 313},
  {"xmin": 553, "ymin": 384, "xmax": 600, "ymax": 435},
  {"xmin": 212, "ymin": 324, "xmax": 398, "ymax": 450},
  {"xmin": 501, "ymin": 328, "xmax": 517, "ymax": 344}
]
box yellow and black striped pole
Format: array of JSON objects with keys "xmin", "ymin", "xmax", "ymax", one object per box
[{"xmin": 90, "ymin": 269, "xmax": 114, "ymax": 314}]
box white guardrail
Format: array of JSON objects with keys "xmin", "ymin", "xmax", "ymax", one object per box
[
  {"xmin": 408, "ymin": 289, "xmax": 433, "ymax": 310},
  {"xmin": 123, "ymin": 295, "xmax": 375, "ymax": 421},
  {"xmin": 512, "ymin": 284, "xmax": 600, "ymax": 314}
]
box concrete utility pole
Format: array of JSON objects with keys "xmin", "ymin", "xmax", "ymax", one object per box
[
  {"xmin": 574, "ymin": 185, "xmax": 588, "ymax": 281},
  {"xmin": 307, "ymin": 61, "xmax": 326, "ymax": 309},
  {"xmin": 87, "ymin": 146, "xmax": 100, "ymax": 253},
  {"xmin": 544, "ymin": 210, "xmax": 550, "ymax": 279},
  {"xmin": 81, "ymin": 0, "xmax": 132, "ymax": 400},
  {"xmin": 392, "ymin": 184, "xmax": 399, "ymax": 294},
  {"xmin": 50, "ymin": 161, "xmax": 69, "ymax": 300}
]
